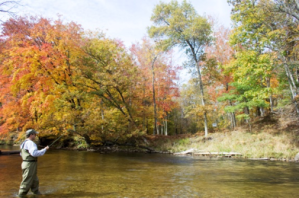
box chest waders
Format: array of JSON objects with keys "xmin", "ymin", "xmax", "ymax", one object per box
[{"xmin": 18, "ymin": 140, "xmax": 40, "ymax": 197}]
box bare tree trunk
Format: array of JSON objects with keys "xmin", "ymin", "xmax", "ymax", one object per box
[
  {"xmin": 232, "ymin": 112, "xmax": 236, "ymax": 128},
  {"xmin": 284, "ymin": 62, "xmax": 297, "ymax": 97},
  {"xmin": 196, "ymin": 65, "xmax": 208, "ymax": 137},
  {"xmin": 229, "ymin": 113, "xmax": 234, "ymax": 130},
  {"xmin": 244, "ymin": 107, "xmax": 249, "ymax": 124},
  {"xmin": 186, "ymin": 40, "xmax": 209, "ymax": 136},
  {"xmin": 260, "ymin": 107, "xmax": 264, "ymax": 117},
  {"xmin": 283, "ymin": 59, "xmax": 299, "ymax": 114},
  {"xmin": 164, "ymin": 113, "xmax": 168, "ymax": 136},
  {"xmin": 157, "ymin": 125, "xmax": 160, "ymax": 135},
  {"xmin": 164, "ymin": 119, "xmax": 168, "ymax": 136},
  {"xmin": 228, "ymin": 100, "xmax": 236, "ymax": 129},
  {"xmin": 244, "ymin": 107, "xmax": 252, "ymax": 132}
]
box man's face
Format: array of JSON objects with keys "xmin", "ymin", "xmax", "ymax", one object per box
[{"xmin": 30, "ymin": 133, "xmax": 36, "ymax": 140}]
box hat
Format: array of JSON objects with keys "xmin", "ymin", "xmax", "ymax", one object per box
[{"xmin": 26, "ymin": 129, "xmax": 38, "ymax": 136}]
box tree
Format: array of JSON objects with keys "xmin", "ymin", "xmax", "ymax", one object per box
[
  {"xmin": 228, "ymin": 0, "xmax": 299, "ymax": 115},
  {"xmin": 0, "ymin": 16, "xmax": 88, "ymax": 138},
  {"xmin": 130, "ymin": 37, "xmax": 180, "ymax": 135},
  {"xmin": 203, "ymin": 24, "xmax": 236, "ymax": 129},
  {"xmin": 274, "ymin": 0, "xmax": 299, "ymax": 21},
  {"xmin": 148, "ymin": 0, "xmax": 212, "ymax": 137},
  {"xmin": 79, "ymin": 33, "xmax": 147, "ymax": 143}
]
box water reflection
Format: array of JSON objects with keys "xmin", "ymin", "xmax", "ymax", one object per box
[{"xmin": 1, "ymin": 146, "xmax": 299, "ymax": 198}]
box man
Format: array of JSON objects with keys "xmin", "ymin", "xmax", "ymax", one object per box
[{"xmin": 18, "ymin": 129, "xmax": 49, "ymax": 197}]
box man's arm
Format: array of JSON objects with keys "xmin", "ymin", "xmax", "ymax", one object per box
[{"xmin": 27, "ymin": 141, "xmax": 49, "ymax": 157}]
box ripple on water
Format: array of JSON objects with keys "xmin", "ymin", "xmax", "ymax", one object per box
[{"xmin": 1, "ymin": 150, "xmax": 299, "ymax": 198}]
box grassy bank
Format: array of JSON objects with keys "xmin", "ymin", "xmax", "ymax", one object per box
[{"xmin": 150, "ymin": 131, "xmax": 299, "ymax": 160}]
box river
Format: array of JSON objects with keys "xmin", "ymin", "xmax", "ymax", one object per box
[{"xmin": 0, "ymin": 145, "xmax": 299, "ymax": 198}]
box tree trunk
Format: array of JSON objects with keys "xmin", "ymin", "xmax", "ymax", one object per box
[
  {"xmin": 142, "ymin": 84, "xmax": 146, "ymax": 131},
  {"xmin": 244, "ymin": 107, "xmax": 250, "ymax": 124},
  {"xmin": 284, "ymin": 62, "xmax": 297, "ymax": 97},
  {"xmin": 267, "ymin": 78, "xmax": 273, "ymax": 112},
  {"xmin": 164, "ymin": 114, "xmax": 168, "ymax": 136},
  {"xmin": 151, "ymin": 56, "xmax": 158, "ymax": 135},
  {"xmin": 229, "ymin": 100, "xmax": 236, "ymax": 129},
  {"xmin": 244, "ymin": 107, "xmax": 252, "ymax": 132},
  {"xmin": 260, "ymin": 107, "xmax": 264, "ymax": 117},
  {"xmin": 186, "ymin": 40, "xmax": 208, "ymax": 136},
  {"xmin": 196, "ymin": 64, "xmax": 208, "ymax": 137},
  {"xmin": 283, "ymin": 60, "xmax": 299, "ymax": 114},
  {"xmin": 146, "ymin": 119, "xmax": 149, "ymax": 134},
  {"xmin": 231, "ymin": 113, "xmax": 235, "ymax": 130},
  {"xmin": 296, "ymin": 67, "xmax": 299, "ymax": 83},
  {"xmin": 83, "ymin": 134, "xmax": 91, "ymax": 147},
  {"xmin": 100, "ymin": 100, "xmax": 104, "ymax": 132},
  {"xmin": 152, "ymin": 55, "xmax": 158, "ymax": 135}
]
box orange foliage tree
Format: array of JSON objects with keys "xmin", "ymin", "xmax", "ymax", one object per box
[
  {"xmin": 0, "ymin": 16, "xmax": 181, "ymax": 145},
  {"xmin": 203, "ymin": 25, "xmax": 235, "ymax": 129},
  {"xmin": 0, "ymin": 16, "xmax": 83, "ymax": 136},
  {"xmin": 130, "ymin": 37, "xmax": 180, "ymax": 135}
]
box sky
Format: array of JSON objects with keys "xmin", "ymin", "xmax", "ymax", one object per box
[
  {"xmin": 6, "ymin": 0, "xmax": 233, "ymax": 83},
  {"xmin": 14, "ymin": 0, "xmax": 232, "ymax": 47}
]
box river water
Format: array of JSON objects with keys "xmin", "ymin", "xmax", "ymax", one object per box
[{"xmin": 0, "ymin": 145, "xmax": 299, "ymax": 198}]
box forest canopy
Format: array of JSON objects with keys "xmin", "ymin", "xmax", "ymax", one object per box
[{"xmin": 0, "ymin": 0, "xmax": 298, "ymax": 146}]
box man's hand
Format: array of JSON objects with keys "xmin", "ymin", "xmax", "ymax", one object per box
[{"xmin": 45, "ymin": 146, "xmax": 49, "ymax": 150}]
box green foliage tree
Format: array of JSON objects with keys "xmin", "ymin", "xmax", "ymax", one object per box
[
  {"xmin": 223, "ymin": 0, "xmax": 295, "ymax": 128},
  {"xmin": 148, "ymin": 0, "xmax": 212, "ymax": 137}
]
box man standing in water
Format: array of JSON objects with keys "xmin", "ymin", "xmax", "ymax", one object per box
[{"xmin": 18, "ymin": 129, "xmax": 49, "ymax": 197}]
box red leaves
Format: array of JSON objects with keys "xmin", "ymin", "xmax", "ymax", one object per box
[{"xmin": 130, "ymin": 37, "xmax": 180, "ymax": 120}]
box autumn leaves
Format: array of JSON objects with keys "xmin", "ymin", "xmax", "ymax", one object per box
[
  {"xmin": 1, "ymin": 0, "xmax": 298, "ymax": 145},
  {"xmin": 0, "ymin": 16, "xmax": 179, "ymax": 144}
]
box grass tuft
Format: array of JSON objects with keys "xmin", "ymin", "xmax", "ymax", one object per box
[{"xmin": 153, "ymin": 131, "xmax": 299, "ymax": 159}]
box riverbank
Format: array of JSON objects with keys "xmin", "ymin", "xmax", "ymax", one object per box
[
  {"xmin": 1, "ymin": 106, "xmax": 299, "ymax": 161},
  {"xmin": 147, "ymin": 108, "xmax": 299, "ymax": 161},
  {"xmin": 1, "ymin": 129, "xmax": 299, "ymax": 160},
  {"xmin": 148, "ymin": 130, "xmax": 299, "ymax": 161},
  {"xmin": 1, "ymin": 130, "xmax": 299, "ymax": 161}
]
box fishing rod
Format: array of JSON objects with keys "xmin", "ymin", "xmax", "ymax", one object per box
[
  {"xmin": 48, "ymin": 135, "xmax": 64, "ymax": 147},
  {"xmin": 47, "ymin": 127, "xmax": 76, "ymax": 147}
]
